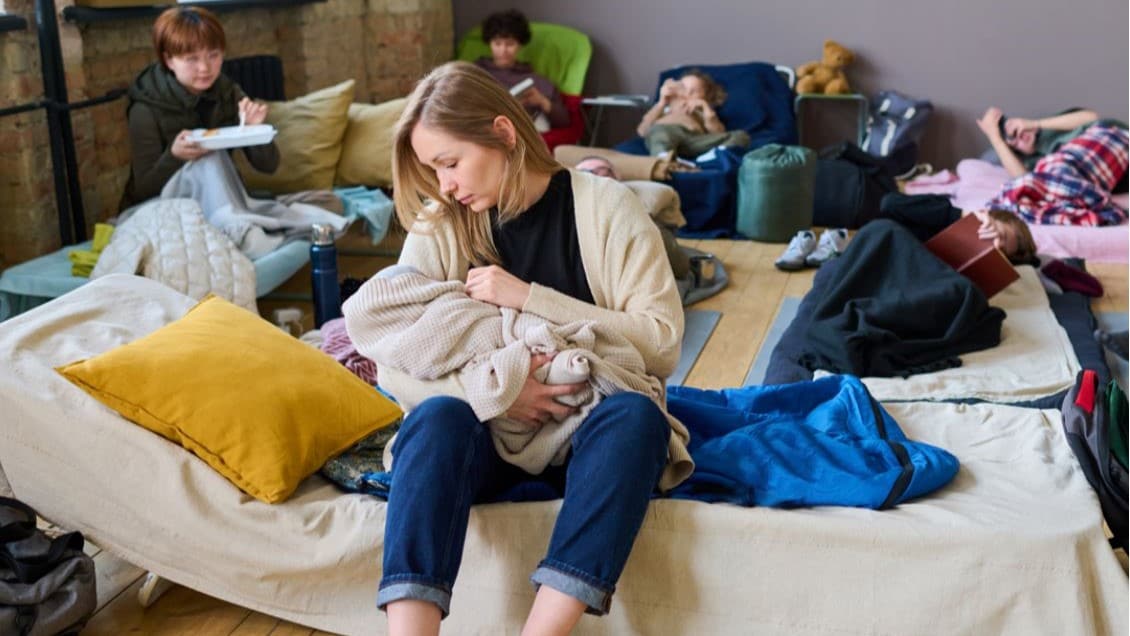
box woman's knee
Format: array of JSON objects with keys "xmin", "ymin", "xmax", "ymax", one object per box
[
  {"xmin": 586, "ymin": 393, "xmax": 669, "ymax": 456},
  {"xmin": 395, "ymin": 396, "xmax": 483, "ymax": 453}
]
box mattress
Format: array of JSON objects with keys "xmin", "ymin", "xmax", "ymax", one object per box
[
  {"xmin": 813, "ymin": 266, "xmax": 1080, "ymax": 404},
  {"xmin": 911, "ymin": 158, "xmax": 1129, "ymax": 264},
  {"xmin": 0, "ymin": 275, "xmax": 1125, "ymax": 635}
]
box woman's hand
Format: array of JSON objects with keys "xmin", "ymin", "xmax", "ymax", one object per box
[
  {"xmin": 239, "ymin": 97, "xmax": 268, "ymax": 126},
  {"xmin": 466, "ymin": 265, "xmax": 531, "ymax": 309},
  {"xmin": 170, "ymin": 130, "xmax": 210, "ymax": 161},
  {"xmin": 976, "ymin": 107, "xmax": 1004, "ymax": 140},
  {"xmin": 505, "ymin": 353, "xmax": 585, "ymax": 427},
  {"xmin": 1003, "ymin": 116, "xmax": 1038, "ymax": 141},
  {"xmin": 659, "ymin": 78, "xmax": 681, "ymax": 103}
]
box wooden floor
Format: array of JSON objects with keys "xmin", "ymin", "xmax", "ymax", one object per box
[{"xmin": 72, "ymin": 237, "xmax": 1127, "ymax": 635}]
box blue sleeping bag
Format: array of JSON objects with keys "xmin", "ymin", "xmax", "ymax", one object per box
[{"xmin": 667, "ymin": 374, "xmax": 959, "ymax": 508}]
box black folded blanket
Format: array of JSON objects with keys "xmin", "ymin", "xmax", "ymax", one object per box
[{"xmin": 794, "ymin": 220, "xmax": 1006, "ymax": 378}]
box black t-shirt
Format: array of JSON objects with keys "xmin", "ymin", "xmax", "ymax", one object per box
[{"xmin": 491, "ymin": 170, "xmax": 594, "ymax": 304}]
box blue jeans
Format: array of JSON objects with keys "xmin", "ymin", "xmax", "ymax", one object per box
[{"xmin": 377, "ymin": 392, "xmax": 669, "ymax": 617}]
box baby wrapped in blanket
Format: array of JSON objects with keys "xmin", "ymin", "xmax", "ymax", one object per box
[{"xmin": 345, "ymin": 265, "xmax": 663, "ymax": 474}]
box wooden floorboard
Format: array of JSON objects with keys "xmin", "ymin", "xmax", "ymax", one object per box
[{"xmin": 80, "ymin": 238, "xmax": 1128, "ymax": 634}]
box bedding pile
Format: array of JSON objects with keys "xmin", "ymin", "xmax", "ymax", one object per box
[{"xmin": 91, "ymin": 198, "xmax": 257, "ymax": 311}]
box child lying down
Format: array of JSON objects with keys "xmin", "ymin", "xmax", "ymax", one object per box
[{"xmin": 343, "ymin": 264, "xmax": 664, "ymax": 475}]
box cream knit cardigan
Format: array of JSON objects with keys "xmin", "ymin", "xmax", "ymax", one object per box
[
  {"xmin": 346, "ymin": 265, "xmax": 663, "ymax": 475},
  {"xmin": 344, "ymin": 169, "xmax": 693, "ymax": 491}
]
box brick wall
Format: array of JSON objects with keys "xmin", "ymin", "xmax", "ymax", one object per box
[{"xmin": 0, "ymin": 0, "xmax": 452, "ymax": 269}]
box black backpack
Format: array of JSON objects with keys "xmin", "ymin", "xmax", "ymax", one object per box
[
  {"xmin": 1061, "ymin": 370, "xmax": 1128, "ymax": 550},
  {"xmin": 812, "ymin": 142, "xmax": 899, "ymax": 229},
  {"xmin": 862, "ymin": 90, "xmax": 933, "ymax": 168},
  {"xmin": 0, "ymin": 497, "xmax": 97, "ymax": 636}
]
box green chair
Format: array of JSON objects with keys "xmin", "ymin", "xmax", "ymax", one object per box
[
  {"xmin": 456, "ymin": 21, "xmax": 592, "ymax": 96},
  {"xmin": 457, "ymin": 22, "xmax": 592, "ymax": 150}
]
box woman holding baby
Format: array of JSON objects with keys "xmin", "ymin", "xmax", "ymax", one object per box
[{"xmin": 343, "ymin": 61, "xmax": 691, "ymax": 635}]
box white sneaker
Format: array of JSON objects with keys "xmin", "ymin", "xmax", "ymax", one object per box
[
  {"xmin": 774, "ymin": 230, "xmax": 817, "ymax": 271},
  {"xmin": 805, "ymin": 228, "xmax": 849, "ymax": 267}
]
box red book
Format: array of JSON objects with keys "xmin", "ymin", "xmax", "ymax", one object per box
[{"xmin": 924, "ymin": 214, "xmax": 1019, "ymax": 298}]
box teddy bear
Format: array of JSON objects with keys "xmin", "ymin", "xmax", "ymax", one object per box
[{"xmin": 795, "ymin": 40, "xmax": 855, "ymax": 95}]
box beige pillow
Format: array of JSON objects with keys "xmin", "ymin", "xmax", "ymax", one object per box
[
  {"xmin": 237, "ymin": 79, "xmax": 356, "ymax": 194},
  {"xmin": 334, "ymin": 98, "xmax": 408, "ymax": 188}
]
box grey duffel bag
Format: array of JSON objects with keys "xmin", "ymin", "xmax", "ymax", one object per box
[{"xmin": 1, "ymin": 497, "xmax": 96, "ymax": 636}]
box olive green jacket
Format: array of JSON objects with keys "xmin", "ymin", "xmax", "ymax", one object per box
[{"xmin": 120, "ymin": 63, "xmax": 279, "ymax": 210}]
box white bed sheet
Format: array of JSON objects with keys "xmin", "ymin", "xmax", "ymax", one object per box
[
  {"xmin": 818, "ymin": 266, "xmax": 1080, "ymax": 404},
  {"xmin": 0, "ymin": 275, "xmax": 1125, "ymax": 635}
]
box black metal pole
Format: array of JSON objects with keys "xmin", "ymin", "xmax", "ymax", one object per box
[{"xmin": 35, "ymin": 0, "xmax": 86, "ymax": 244}]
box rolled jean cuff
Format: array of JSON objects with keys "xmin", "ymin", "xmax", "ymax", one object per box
[
  {"xmin": 530, "ymin": 562, "xmax": 613, "ymax": 616},
  {"xmin": 377, "ymin": 580, "xmax": 451, "ymax": 618}
]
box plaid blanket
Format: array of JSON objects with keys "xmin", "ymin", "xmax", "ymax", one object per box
[{"xmin": 989, "ymin": 123, "xmax": 1128, "ymax": 225}]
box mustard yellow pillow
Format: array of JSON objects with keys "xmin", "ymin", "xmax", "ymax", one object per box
[
  {"xmin": 334, "ymin": 97, "xmax": 408, "ymax": 188},
  {"xmin": 237, "ymin": 79, "xmax": 356, "ymax": 194},
  {"xmin": 56, "ymin": 295, "xmax": 401, "ymax": 504}
]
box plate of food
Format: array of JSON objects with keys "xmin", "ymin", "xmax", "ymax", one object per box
[{"xmin": 188, "ymin": 124, "xmax": 277, "ymax": 150}]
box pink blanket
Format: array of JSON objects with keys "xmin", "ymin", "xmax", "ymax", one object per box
[{"xmin": 904, "ymin": 159, "xmax": 1129, "ymax": 263}]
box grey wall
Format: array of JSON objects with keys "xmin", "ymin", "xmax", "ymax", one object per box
[{"xmin": 454, "ymin": 1, "xmax": 1129, "ymax": 168}]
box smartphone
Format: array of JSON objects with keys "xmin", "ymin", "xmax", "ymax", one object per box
[{"xmin": 509, "ymin": 77, "xmax": 535, "ymax": 97}]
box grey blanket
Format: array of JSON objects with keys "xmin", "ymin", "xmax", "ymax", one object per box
[{"xmin": 159, "ymin": 152, "xmax": 349, "ymax": 259}]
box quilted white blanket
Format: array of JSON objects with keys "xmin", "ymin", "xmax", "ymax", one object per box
[{"xmin": 91, "ymin": 198, "xmax": 257, "ymax": 312}]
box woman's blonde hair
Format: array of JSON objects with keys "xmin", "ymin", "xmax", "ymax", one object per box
[{"xmin": 392, "ymin": 61, "xmax": 560, "ymax": 265}]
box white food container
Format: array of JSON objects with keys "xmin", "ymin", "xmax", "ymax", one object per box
[{"xmin": 189, "ymin": 124, "xmax": 277, "ymax": 150}]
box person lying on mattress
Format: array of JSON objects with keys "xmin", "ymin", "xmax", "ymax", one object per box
[
  {"xmin": 342, "ymin": 61, "xmax": 691, "ymax": 634},
  {"xmin": 119, "ymin": 6, "xmax": 346, "ymax": 258},
  {"xmin": 635, "ymin": 69, "xmax": 751, "ymax": 160},
  {"xmin": 474, "ymin": 9, "xmax": 570, "ymax": 133},
  {"xmin": 879, "ymin": 192, "xmax": 1104, "ymax": 297},
  {"xmin": 976, "ymin": 106, "xmax": 1128, "ymax": 226}
]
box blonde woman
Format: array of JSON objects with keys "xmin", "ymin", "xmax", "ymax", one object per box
[{"xmin": 343, "ymin": 61, "xmax": 692, "ymax": 635}]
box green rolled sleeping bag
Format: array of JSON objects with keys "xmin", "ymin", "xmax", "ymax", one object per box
[{"xmin": 736, "ymin": 144, "xmax": 816, "ymax": 242}]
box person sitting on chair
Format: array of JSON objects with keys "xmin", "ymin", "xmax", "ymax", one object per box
[
  {"xmin": 121, "ymin": 6, "xmax": 276, "ymax": 211},
  {"xmin": 120, "ymin": 6, "xmax": 347, "ymax": 258},
  {"xmin": 635, "ymin": 70, "xmax": 750, "ymax": 160},
  {"xmin": 474, "ymin": 9, "xmax": 570, "ymax": 133}
]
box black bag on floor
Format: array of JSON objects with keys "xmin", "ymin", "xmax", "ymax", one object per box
[
  {"xmin": 812, "ymin": 142, "xmax": 899, "ymax": 228},
  {"xmin": 862, "ymin": 90, "xmax": 934, "ymax": 169},
  {"xmin": 1061, "ymin": 370, "xmax": 1128, "ymax": 550},
  {"xmin": 0, "ymin": 497, "xmax": 97, "ymax": 636}
]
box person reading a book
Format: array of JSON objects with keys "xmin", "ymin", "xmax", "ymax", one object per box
[
  {"xmin": 876, "ymin": 192, "xmax": 1037, "ymax": 264},
  {"xmin": 635, "ymin": 70, "xmax": 750, "ymax": 160},
  {"xmin": 875, "ymin": 192, "xmax": 1106, "ymax": 297},
  {"xmin": 474, "ymin": 9, "xmax": 569, "ymax": 133},
  {"xmin": 976, "ymin": 107, "xmax": 1128, "ymax": 225}
]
